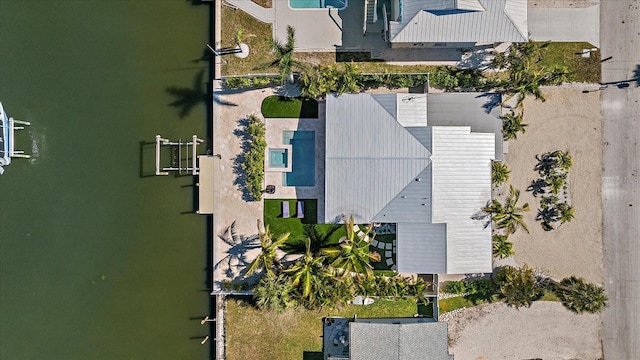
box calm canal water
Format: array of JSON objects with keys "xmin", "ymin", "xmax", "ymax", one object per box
[{"xmin": 0, "ymin": 1, "xmax": 212, "ymax": 359}]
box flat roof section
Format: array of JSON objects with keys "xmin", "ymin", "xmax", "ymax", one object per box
[{"xmin": 197, "ymin": 155, "xmax": 217, "ymax": 215}]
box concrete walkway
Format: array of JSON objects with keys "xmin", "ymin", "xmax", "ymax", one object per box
[
  {"xmin": 528, "ymin": 5, "xmax": 600, "ymax": 47},
  {"xmin": 225, "ymin": 0, "xmax": 274, "ymax": 23}
]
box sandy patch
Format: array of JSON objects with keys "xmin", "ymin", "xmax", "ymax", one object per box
[
  {"xmin": 448, "ymin": 302, "xmax": 603, "ymax": 359},
  {"xmin": 504, "ymin": 87, "xmax": 603, "ymax": 284}
]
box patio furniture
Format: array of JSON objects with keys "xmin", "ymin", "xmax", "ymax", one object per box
[
  {"xmin": 296, "ymin": 201, "xmax": 304, "ymax": 218},
  {"xmin": 282, "ymin": 201, "xmax": 290, "ymax": 218},
  {"xmin": 265, "ymin": 185, "xmax": 276, "ymax": 194}
]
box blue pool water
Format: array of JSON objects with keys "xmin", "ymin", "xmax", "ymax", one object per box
[
  {"xmin": 290, "ymin": 0, "xmax": 347, "ymax": 10},
  {"xmin": 283, "ymin": 131, "xmax": 315, "ymax": 186},
  {"xmin": 269, "ymin": 148, "xmax": 288, "ymax": 168}
]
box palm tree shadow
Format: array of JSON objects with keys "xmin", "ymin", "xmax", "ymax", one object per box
[{"xmin": 166, "ymin": 69, "xmax": 208, "ymax": 118}]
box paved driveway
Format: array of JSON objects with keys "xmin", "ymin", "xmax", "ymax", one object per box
[
  {"xmin": 528, "ymin": 5, "xmax": 600, "ymax": 47},
  {"xmin": 600, "ymin": 1, "xmax": 640, "ymax": 359}
]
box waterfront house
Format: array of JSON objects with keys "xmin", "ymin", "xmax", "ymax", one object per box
[{"xmin": 324, "ymin": 93, "xmax": 501, "ymax": 275}]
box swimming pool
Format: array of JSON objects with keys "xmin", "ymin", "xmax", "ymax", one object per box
[
  {"xmin": 290, "ymin": 0, "xmax": 347, "ymax": 10},
  {"xmin": 283, "ymin": 131, "xmax": 316, "ymax": 186}
]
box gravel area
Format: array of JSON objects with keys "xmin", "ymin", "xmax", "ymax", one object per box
[
  {"xmin": 448, "ymin": 302, "xmax": 603, "ymax": 359},
  {"xmin": 506, "ymin": 87, "xmax": 604, "ymax": 284}
]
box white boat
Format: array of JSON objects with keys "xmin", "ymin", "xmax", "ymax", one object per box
[{"xmin": 0, "ymin": 101, "xmax": 31, "ymax": 175}]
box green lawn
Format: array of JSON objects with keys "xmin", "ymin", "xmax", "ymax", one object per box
[
  {"xmin": 438, "ymin": 296, "xmax": 475, "ymax": 313},
  {"xmin": 226, "ymin": 297, "xmax": 418, "ymax": 360},
  {"xmin": 264, "ymin": 199, "xmax": 321, "ymax": 241},
  {"xmin": 261, "ymin": 96, "xmax": 319, "ymax": 118},
  {"xmin": 538, "ymin": 42, "xmax": 601, "ymax": 83}
]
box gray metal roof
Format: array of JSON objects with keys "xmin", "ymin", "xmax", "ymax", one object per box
[
  {"xmin": 397, "ymin": 222, "xmax": 447, "ymax": 274},
  {"xmin": 325, "ymin": 94, "xmax": 431, "ymax": 224},
  {"xmin": 426, "ymin": 93, "xmax": 503, "ymax": 161},
  {"xmin": 325, "ymin": 94, "xmax": 495, "ymax": 274},
  {"xmin": 349, "ymin": 321, "xmax": 453, "ymax": 360},
  {"xmin": 389, "ymin": 0, "xmax": 528, "ymax": 44},
  {"xmin": 431, "ymin": 127, "xmax": 494, "ymax": 274}
]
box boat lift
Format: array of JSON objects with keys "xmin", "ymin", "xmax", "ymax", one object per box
[
  {"xmin": 0, "ymin": 102, "xmax": 31, "ymax": 175},
  {"xmin": 155, "ymin": 135, "xmax": 203, "ymax": 176}
]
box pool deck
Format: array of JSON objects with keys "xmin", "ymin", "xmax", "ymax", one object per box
[{"xmin": 264, "ymin": 105, "xmax": 326, "ymax": 223}]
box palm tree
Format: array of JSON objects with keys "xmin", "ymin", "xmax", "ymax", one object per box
[
  {"xmin": 253, "ymin": 272, "xmax": 296, "ymax": 311},
  {"xmin": 483, "ymin": 185, "xmax": 530, "ymax": 235},
  {"xmin": 282, "ymin": 223, "xmax": 341, "ymax": 256},
  {"xmin": 540, "ymin": 194, "xmax": 560, "ymax": 208},
  {"xmin": 500, "ymin": 110, "xmax": 528, "ymax": 140},
  {"xmin": 491, "ymin": 161, "xmax": 511, "ymax": 186},
  {"xmin": 283, "ymin": 238, "xmax": 332, "ymax": 301},
  {"xmin": 496, "ymin": 265, "xmax": 544, "ymax": 308},
  {"xmin": 321, "ymin": 216, "xmax": 381, "ymax": 279},
  {"xmin": 246, "ymin": 220, "xmax": 290, "ymax": 276},
  {"xmin": 547, "ymin": 172, "xmax": 567, "ymax": 195},
  {"xmin": 553, "ymin": 276, "xmax": 608, "ymax": 314},
  {"xmin": 492, "ymin": 234, "xmax": 515, "ymax": 259},
  {"xmin": 557, "ymin": 203, "xmax": 575, "ymax": 224},
  {"xmin": 256, "ymin": 25, "xmax": 305, "ymax": 83},
  {"xmin": 555, "ymin": 150, "xmax": 573, "ymax": 171}
]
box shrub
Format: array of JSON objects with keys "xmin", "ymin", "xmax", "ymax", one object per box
[
  {"xmin": 225, "ymin": 76, "xmax": 252, "ymax": 89},
  {"xmin": 554, "ymin": 276, "xmax": 608, "ymax": 314},
  {"xmin": 444, "ymin": 280, "xmax": 468, "ymax": 294},
  {"xmin": 492, "ymin": 234, "xmax": 515, "ymax": 259},
  {"xmin": 242, "ymin": 114, "xmax": 266, "ymax": 201},
  {"xmin": 252, "ymin": 76, "xmax": 278, "ymax": 88},
  {"xmin": 496, "ymin": 265, "xmax": 545, "ymax": 308},
  {"xmin": 429, "ymin": 66, "xmax": 459, "ymax": 90},
  {"xmin": 492, "ymin": 161, "xmax": 511, "ymax": 186}
]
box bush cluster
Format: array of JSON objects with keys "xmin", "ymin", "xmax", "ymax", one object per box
[
  {"xmin": 225, "ymin": 76, "xmax": 280, "ymax": 89},
  {"xmin": 241, "ymin": 114, "xmax": 266, "ymax": 201}
]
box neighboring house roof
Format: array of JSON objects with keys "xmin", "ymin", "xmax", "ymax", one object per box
[
  {"xmin": 389, "ymin": 0, "xmax": 528, "ymax": 44},
  {"xmin": 349, "ymin": 320, "xmax": 453, "ymax": 360},
  {"xmin": 325, "ymin": 93, "xmax": 496, "ymax": 274}
]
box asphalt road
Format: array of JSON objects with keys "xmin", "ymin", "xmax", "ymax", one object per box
[{"xmin": 600, "ymin": 1, "xmax": 640, "ymax": 359}]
